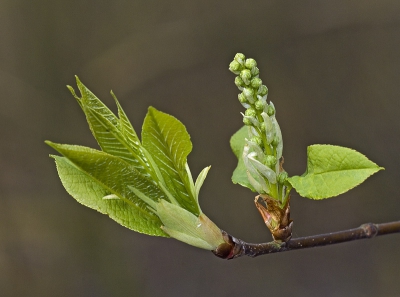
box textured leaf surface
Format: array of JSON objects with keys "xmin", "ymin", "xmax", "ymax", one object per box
[
  {"xmin": 47, "ymin": 142, "xmax": 167, "ymax": 236},
  {"xmin": 287, "ymin": 145, "xmax": 384, "ymax": 199},
  {"xmin": 230, "ymin": 126, "xmax": 256, "ymax": 192},
  {"xmin": 142, "ymin": 107, "xmax": 199, "ymax": 215},
  {"xmin": 52, "ymin": 155, "xmax": 166, "ymax": 236},
  {"xmin": 69, "ymin": 77, "xmax": 154, "ymax": 180}
]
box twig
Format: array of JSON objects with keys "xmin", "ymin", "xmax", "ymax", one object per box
[{"xmin": 213, "ymin": 221, "xmax": 400, "ymax": 259}]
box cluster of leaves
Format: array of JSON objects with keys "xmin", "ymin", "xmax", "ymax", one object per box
[{"xmin": 46, "ymin": 77, "xmax": 224, "ymax": 250}]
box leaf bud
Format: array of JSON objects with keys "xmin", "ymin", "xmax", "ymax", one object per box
[
  {"xmin": 229, "ymin": 60, "xmax": 241, "ymax": 74},
  {"xmin": 234, "ymin": 76, "xmax": 245, "ymax": 89},
  {"xmin": 245, "ymin": 58, "xmax": 257, "ymax": 69},
  {"xmin": 255, "ymin": 99, "xmax": 265, "ymax": 111},
  {"xmin": 240, "ymin": 69, "xmax": 252, "ymax": 85},
  {"xmin": 251, "ymin": 77, "xmax": 262, "ymax": 89},
  {"xmin": 265, "ymin": 155, "xmax": 277, "ymax": 167},
  {"xmin": 245, "ymin": 108, "xmax": 257, "ymax": 117},
  {"xmin": 267, "ymin": 104, "xmax": 275, "ymax": 116},
  {"xmin": 277, "ymin": 171, "xmax": 288, "ymax": 184},
  {"xmin": 238, "ymin": 93, "xmax": 247, "ymax": 103},
  {"xmin": 234, "ymin": 53, "xmax": 246, "ymax": 64},
  {"xmin": 258, "ymin": 85, "xmax": 268, "ymax": 96}
]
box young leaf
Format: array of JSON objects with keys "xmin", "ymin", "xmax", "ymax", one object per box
[
  {"xmin": 156, "ymin": 200, "xmax": 224, "ymax": 250},
  {"xmin": 51, "ymin": 155, "xmax": 167, "ymax": 237},
  {"xmin": 195, "ymin": 166, "xmax": 211, "ymax": 201},
  {"xmin": 46, "ymin": 141, "xmax": 170, "ymax": 235},
  {"xmin": 142, "ymin": 107, "xmax": 199, "ymax": 215},
  {"xmin": 287, "ymin": 145, "xmax": 384, "ymax": 199},
  {"xmin": 68, "ymin": 77, "xmax": 155, "ymax": 180},
  {"xmin": 230, "ymin": 126, "xmax": 256, "ymax": 192}
]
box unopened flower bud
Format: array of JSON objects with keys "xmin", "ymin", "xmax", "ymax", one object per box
[
  {"xmin": 234, "ymin": 53, "xmax": 246, "ymax": 66},
  {"xmin": 265, "ymin": 155, "xmax": 277, "ymax": 167},
  {"xmin": 242, "ymin": 88, "xmax": 255, "ymax": 103},
  {"xmin": 278, "ymin": 172, "xmax": 288, "ymax": 184},
  {"xmin": 251, "ymin": 77, "xmax": 262, "ymax": 89},
  {"xmin": 238, "ymin": 93, "xmax": 247, "ymax": 103},
  {"xmin": 243, "ymin": 117, "xmax": 252, "ymax": 126},
  {"xmin": 240, "ymin": 69, "xmax": 252, "ymax": 85},
  {"xmin": 267, "ymin": 104, "xmax": 275, "ymax": 116},
  {"xmin": 251, "ymin": 66, "xmax": 260, "ymax": 76},
  {"xmin": 245, "ymin": 58, "xmax": 257, "ymax": 69},
  {"xmin": 258, "ymin": 85, "xmax": 268, "ymax": 96},
  {"xmin": 251, "ymin": 136, "xmax": 263, "ymax": 147},
  {"xmin": 235, "ymin": 76, "xmax": 245, "ymax": 89},
  {"xmin": 229, "ymin": 61, "xmax": 241, "ymax": 74},
  {"xmin": 255, "ymin": 99, "xmax": 265, "ymax": 111},
  {"xmin": 259, "ymin": 122, "xmax": 266, "ymax": 132},
  {"xmin": 245, "ymin": 108, "xmax": 257, "ymax": 117},
  {"xmin": 272, "ymin": 135, "xmax": 280, "ymax": 147}
]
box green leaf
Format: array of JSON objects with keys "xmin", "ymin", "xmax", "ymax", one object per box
[
  {"xmin": 287, "ymin": 145, "xmax": 384, "ymax": 199},
  {"xmin": 142, "ymin": 107, "xmax": 199, "ymax": 215},
  {"xmin": 46, "ymin": 141, "xmax": 168, "ymax": 236},
  {"xmin": 230, "ymin": 126, "xmax": 256, "ymax": 192},
  {"xmin": 51, "ymin": 155, "xmax": 167, "ymax": 237},
  {"xmin": 68, "ymin": 77, "xmax": 155, "ymax": 180}
]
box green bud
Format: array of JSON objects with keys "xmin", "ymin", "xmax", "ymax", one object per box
[
  {"xmin": 251, "ymin": 77, "xmax": 262, "ymax": 89},
  {"xmin": 258, "ymin": 85, "xmax": 268, "ymax": 96},
  {"xmin": 245, "ymin": 58, "xmax": 257, "ymax": 69},
  {"xmin": 265, "ymin": 155, "xmax": 277, "ymax": 167},
  {"xmin": 243, "ymin": 117, "xmax": 252, "ymax": 126},
  {"xmin": 255, "ymin": 99, "xmax": 265, "ymax": 111},
  {"xmin": 278, "ymin": 172, "xmax": 288, "ymax": 184},
  {"xmin": 245, "ymin": 108, "xmax": 257, "ymax": 117},
  {"xmin": 234, "ymin": 53, "xmax": 246, "ymax": 64},
  {"xmin": 235, "ymin": 76, "xmax": 245, "ymax": 88},
  {"xmin": 238, "ymin": 93, "xmax": 247, "ymax": 103},
  {"xmin": 229, "ymin": 60, "xmax": 241, "ymax": 74},
  {"xmin": 251, "ymin": 66, "xmax": 260, "ymax": 76},
  {"xmin": 259, "ymin": 122, "xmax": 266, "ymax": 132},
  {"xmin": 272, "ymin": 135, "xmax": 280, "ymax": 147},
  {"xmin": 243, "ymin": 88, "xmax": 254, "ymax": 103},
  {"xmin": 251, "ymin": 136, "xmax": 263, "ymax": 147},
  {"xmin": 240, "ymin": 69, "xmax": 252, "ymax": 85},
  {"xmin": 267, "ymin": 104, "xmax": 275, "ymax": 116}
]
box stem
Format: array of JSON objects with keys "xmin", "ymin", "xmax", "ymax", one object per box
[{"xmin": 213, "ymin": 221, "xmax": 400, "ymax": 259}]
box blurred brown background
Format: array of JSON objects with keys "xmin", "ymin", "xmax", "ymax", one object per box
[{"xmin": 1, "ymin": 1, "xmax": 400, "ymax": 296}]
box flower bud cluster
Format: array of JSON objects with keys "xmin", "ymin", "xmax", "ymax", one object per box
[{"xmin": 230, "ymin": 53, "xmax": 288, "ymax": 203}]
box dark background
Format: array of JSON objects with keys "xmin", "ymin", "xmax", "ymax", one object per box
[{"xmin": 1, "ymin": 1, "xmax": 400, "ymax": 296}]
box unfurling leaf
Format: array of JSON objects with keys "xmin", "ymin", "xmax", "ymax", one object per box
[
  {"xmin": 287, "ymin": 145, "xmax": 384, "ymax": 199},
  {"xmin": 142, "ymin": 107, "xmax": 199, "ymax": 215}
]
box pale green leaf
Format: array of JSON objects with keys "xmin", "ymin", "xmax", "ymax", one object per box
[
  {"xmin": 156, "ymin": 200, "xmax": 224, "ymax": 250},
  {"xmin": 230, "ymin": 126, "xmax": 256, "ymax": 192},
  {"xmin": 52, "ymin": 155, "xmax": 167, "ymax": 237},
  {"xmin": 142, "ymin": 107, "xmax": 199, "ymax": 215},
  {"xmin": 287, "ymin": 145, "xmax": 384, "ymax": 199},
  {"xmin": 194, "ymin": 166, "xmax": 211, "ymax": 201}
]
